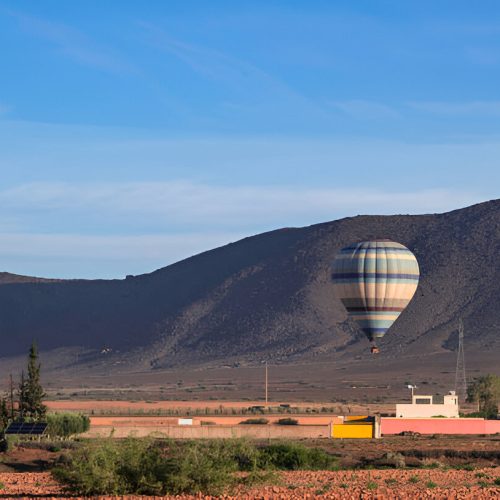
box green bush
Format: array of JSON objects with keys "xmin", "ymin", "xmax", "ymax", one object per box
[
  {"xmin": 53, "ymin": 438, "xmax": 261, "ymax": 496},
  {"xmin": 163, "ymin": 439, "xmax": 257, "ymax": 494},
  {"xmin": 276, "ymin": 418, "xmax": 298, "ymax": 425},
  {"xmin": 257, "ymin": 442, "xmax": 337, "ymax": 470},
  {"xmin": 53, "ymin": 438, "xmax": 169, "ymax": 495},
  {"xmin": 0, "ymin": 438, "xmax": 8, "ymax": 453},
  {"xmin": 47, "ymin": 413, "xmax": 90, "ymax": 438},
  {"xmin": 239, "ymin": 418, "xmax": 269, "ymax": 425},
  {"xmin": 0, "ymin": 435, "xmax": 20, "ymax": 453},
  {"xmin": 53, "ymin": 438, "xmax": 339, "ymax": 495}
]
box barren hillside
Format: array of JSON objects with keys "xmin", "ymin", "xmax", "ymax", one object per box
[{"xmin": 0, "ymin": 200, "xmax": 498, "ymax": 375}]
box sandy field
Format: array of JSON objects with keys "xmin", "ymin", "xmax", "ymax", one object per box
[
  {"xmin": 46, "ymin": 399, "xmax": 370, "ymax": 411},
  {"xmin": 0, "ymin": 468, "xmax": 499, "ymax": 498},
  {"xmin": 45, "ymin": 399, "xmax": 392, "ymax": 416}
]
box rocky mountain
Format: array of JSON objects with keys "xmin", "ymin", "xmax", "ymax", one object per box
[{"xmin": 0, "ymin": 200, "xmax": 498, "ymax": 372}]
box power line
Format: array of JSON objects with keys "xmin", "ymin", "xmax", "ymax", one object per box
[{"xmin": 454, "ymin": 318, "xmax": 467, "ymax": 402}]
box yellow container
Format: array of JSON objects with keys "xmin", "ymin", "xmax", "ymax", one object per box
[
  {"xmin": 344, "ymin": 415, "xmax": 370, "ymax": 422},
  {"xmin": 332, "ymin": 423, "xmax": 373, "ymax": 438}
]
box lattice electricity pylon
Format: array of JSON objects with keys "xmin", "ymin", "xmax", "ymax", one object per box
[{"xmin": 454, "ymin": 318, "xmax": 467, "ymax": 402}]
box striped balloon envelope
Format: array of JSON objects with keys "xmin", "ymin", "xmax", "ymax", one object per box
[{"xmin": 331, "ymin": 240, "xmax": 419, "ymax": 352}]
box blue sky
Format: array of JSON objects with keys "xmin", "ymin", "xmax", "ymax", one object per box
[{"xmin": 0, "ymin": 0, "xmax": 499, "ymax": 278}]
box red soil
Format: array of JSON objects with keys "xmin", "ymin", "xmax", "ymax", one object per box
[
  {"xmin": 0, "ymin": 468, "xmax": 498, "ymax": 498},
  {"xmin": 46, "ymin": 399, "xmax": 339, "ymax": 411},
  {"xmin": 0, "ymin": 472, "xmax": 63, "ymax": 496}
]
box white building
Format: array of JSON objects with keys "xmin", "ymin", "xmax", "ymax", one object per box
[{"xmin": 396, "ymin": 391, "xmax": 459, "ymax": 418}]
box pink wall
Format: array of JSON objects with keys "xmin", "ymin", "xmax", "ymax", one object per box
[
  {"xmin": 381, "ymin": 418, "xmax": 500, "ymax": 435},
  {"xmin": 485, "ymin": 420, "xmax": 500, "ymax": 434}
]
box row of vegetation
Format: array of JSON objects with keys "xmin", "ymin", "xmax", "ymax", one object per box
[
  {"xmin": 53, "ymin": 405, "xmax": 349, "ymax": 417},
  {"xmin": 53, "ymin": 438, "xmax": 338, "ymax": 496},
  {"xmin": 0, "ymin": 343, "xmax": 90, "ymax": 442},
  {"xmin": 0, "ymin": 343, "xmax": 47, "ymax": 428},
  {"xmin": 240, "ymin": 417, "xmax": 298, "ymax": 425}
]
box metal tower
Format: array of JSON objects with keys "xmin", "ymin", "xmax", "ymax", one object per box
[{"xmin": 454, "ymin": 319, "xmax": 467, "ymax": 402}]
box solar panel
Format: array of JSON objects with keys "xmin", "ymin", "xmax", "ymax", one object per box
[{"xmin": 5, "ymin": 422, "xmax": 48, "ymax": 435}]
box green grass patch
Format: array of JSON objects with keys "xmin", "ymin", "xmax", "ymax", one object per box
[
  {"xmin": 454, "ymin": 464, "xmax": 474, "ymax": 471},
  {"xmin": 474, "ymin": 472, "xmax": 489, "ymax": 479},
  {"xmin": 314, "ymin": 484, "xmax": 330, "ymax": 495}
]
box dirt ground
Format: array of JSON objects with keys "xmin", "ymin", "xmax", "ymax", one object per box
[
  {"xmin": 0, "ymin": 437, "xmax": 499, "ymax": 497},
  {"xmin": 31, "ymin": 348, "xmax": 499, "ymax": 405},
  {"xmin": 232, "ymin": 469, "xmax": 500, "ymax": 499},
  {"xmin": 318, "ymin": 435, "xmax": 500, "ymax": 469},
  {"xmin": 0, "ymin": 468, "xmax": 498, "ymax": 498}
]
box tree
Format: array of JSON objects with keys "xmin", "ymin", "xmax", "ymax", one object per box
[
  {"xmin": 466, "ymin": 374, "xmax": 500, "ymax": 419},
  {"xmin": 18, "ymin": 370, "xmax": 28, "ymax": 420},
  {"xmin": 9, "ymin": 374, "xmax": 15, "ymax": 420},
  {"xmin": 0, "ymin": 397, "xmax": 9, "ymax": 430},
  {"xmin": 18, "ymin": 342, "xmax": 47, "ymax": 421}
]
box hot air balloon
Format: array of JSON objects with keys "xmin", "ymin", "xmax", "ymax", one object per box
[{"xmin": 331, "ymin": 240, "xmax": 419, "ymax": 353}]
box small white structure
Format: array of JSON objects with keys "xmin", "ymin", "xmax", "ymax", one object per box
[
  {"xmin": 396, "ymin": 391, "xmax": 459, "ymax": 418},
  {"xmin": 178, "ymin": 418, "xmax": 193, "ymax": 426}
]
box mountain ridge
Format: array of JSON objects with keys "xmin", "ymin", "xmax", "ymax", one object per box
[{"xmin": 0, "ymin": 199, "xmax": 498, "ymax": 373}]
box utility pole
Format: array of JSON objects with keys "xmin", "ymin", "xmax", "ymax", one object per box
[
  {"xmin": 265, "ymin": 361, "xmax": 268, "ymax": 406},
  {"xmin": 9, "ymin": 373, "xmax": 14, "ymax": 420},
  {"xmin": 454, "ymin": 318, "xmax": 467, "ymax": 402}
]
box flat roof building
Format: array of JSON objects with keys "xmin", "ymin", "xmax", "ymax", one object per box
[{"xmin": 396, "ymin": 391, "xmax": 459, "ymax": 418}]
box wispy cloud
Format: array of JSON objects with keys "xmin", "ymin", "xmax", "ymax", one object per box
[
  {"xmin": 408, "ymin": 100, "xmax": 500, "ymax": 116},
  {"xmin": 9, "ymin": 10, "xmax": 136, "ymax": 74},
  {"xmin": 0, "ymin": 231, "xmax": 244, "ymax": 261},
  {"xmin": 330, "ymin": 100, "xmax": 399, "ymax": 120},
  {"xmin": 138, "ymin": 22, "xmax": 332, "ymax": 122},
  {"xmin": 0, "ymin": 181, "xmax": 487, "ymax": 278},
  {"xmin": 0, "ymin": 181, "xmax": 485, "ymax": 229}
]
